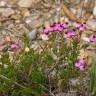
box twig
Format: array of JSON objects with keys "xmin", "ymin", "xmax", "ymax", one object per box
[
  {"xmin": 0, "ymin": 74, "xmax": 55, "ymax": 95},
  {"xmin": 47, "ymin": 58, "xmax": 59, "ymax": 75},
  {"xmin": 62, "ymin": 4, "xmax": 79, "ymax": 22},
  {"xmin": 38, "ymin": 83, "xmax": 55, "ymax": 96},
  {"xmin": 0, "ymin": 74, "xmax": 26, "ymax": 88}
]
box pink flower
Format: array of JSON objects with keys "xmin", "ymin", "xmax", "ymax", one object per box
[
  {"xmin": 61, "ymin": 22, "xmax": 69, "ymax": 29},
  {"xmin": 10, "ymin": 43, "xmax": 20, "ymax": 49},
  {"xmin": 43, "ymin": 22, "xmax": 68, "ymax": 33},
  {"xmin": 75, "ymin": 58, "xmax": 86, "ymax": 71},
  {"xmin": 66, "ymin": 31, "xmax": 77, "ymax": 38},
  {"xmin": 43, "ymin": 27, "xmax": 53, "ymax": 34},
  {"xmin": 75, "ymin": 22, "xmax": 86, "ymax": 32},
  {"xmin": 53, "ymin": 23, "xmax": 63, "ymax": 32},
  {"xmin": 79, "ymin": 26, "xmax": 85, "ymax": 32},
  {"xmin": 43, "ymin": 28, "xmax": 49, "ymax": 34},
  {"xmin": 89, "ymin": 35, "xmax": 96, "ymax": 43},
  {"xmin": 75, "ymin": 22, "xmax": 81, "ymax": 28}
]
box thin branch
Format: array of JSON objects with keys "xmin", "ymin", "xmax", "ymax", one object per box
[
  {"xmin": 47, "ymin": 57, "xmax": 59, "ymax": 75},
  {"xmin": 0, "ymin": 74, "xmax": 26, "ymax": 88},
  {"xmin": 0, "ymin": 74, "xmax": 55, "ymax": 96}
]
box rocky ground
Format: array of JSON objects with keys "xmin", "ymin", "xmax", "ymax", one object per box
[
  {"xmin": 0, "ymin": 0, "xmax": 96, "ymax": 96},
  {"xmin": 0, "ymin": 0, "xmax": 96, "ymax": 61},
  {"xmin": 0, "ymin": 0, "xmax": 96, "ymax": 44}
]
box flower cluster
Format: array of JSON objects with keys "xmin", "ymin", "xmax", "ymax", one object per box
[
  {"xmin": 43, "ymin": 22, "xmax": 86, "ymax": 34},
  {"xmin": 75, "ymin": 22, "xmax": 86, "ymax": 32},
  {"xmin": 43, "ymin": 22, "xmax": 87, "ymax": 40},
  {"xmin": 75, "ymin": 58, "xmax": 86, "ymax": 71},
  {"xmin": 43, "ymin": 22, "xmax": 69, "ymax": 34}
]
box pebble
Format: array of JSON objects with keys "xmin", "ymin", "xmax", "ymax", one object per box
[
  {"xmin": 0, "ymin": 29, "xmax": 12, "ymax": 35},
  {"xmin": 29, "ymin": 19, "xmax": 43, "ymax": 28},
  {"xmin": 56, "ymin": 92, "xmax": 77, "ymax": 96},
  {"xmin": 69, "ymin": 78, "xmax": 80, "ymax": 87},
  {"xmin": 93, "ymin": 6, "xmax": 96, "ymax": 17},
  {"xmin": 86, "ymin": 19, "xmax": 96, "ymax": 31},
  {"xmin": 21, "ymin": 8, "xmax": 30, "ymax": 17},
  {"xmin": 40, "ymin": 34, "xmax": 49, "ymax": 41},
  {"xmin": 2, "ymin": 8, "xmax": 15, "ymax": 17},
  {"xmin": 17, "ymin": 0, "xmax": 33, "ymax": 7},
  {"xmin": 18, "ymin": 0, "xmax": 40, "ymax": 8},
  {"xmin": 28, "ymin": 29, "xmax": 37, "ymax": 40},
  {"xmin": 30, "ymin": 41, "xmax": 39, "ymax": 50},
  {"xmin": 0, "ymin": 1, "xmax": 6, "ymax": 6},
  {"xmin": 53, "ymin": 15, "xmax": 60, "ymax": 23}
]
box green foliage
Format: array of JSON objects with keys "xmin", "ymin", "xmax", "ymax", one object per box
[
  {"xmin": 89, "ymin": 63, "xmax": 96, "ymax": 96},
  {"xmin": 1, "ymin": 52, "xmax": 11, "ymax": 65},
  {"xmin": 22, "ymin": 32, "xmax": 30, "ymax": 47},
  {"xmin": 43, "ymin": 51, "xmax": 55, "ymax": 65},
  {"xmin": 0, "ymin": 31, "xmax": 90, "ymax": 95}
]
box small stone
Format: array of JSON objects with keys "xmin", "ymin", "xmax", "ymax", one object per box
[
  {"xmin": 81, "ymin": 37, "xmax": 90, "ymax": 42},
  {"xmin": 56, "ymin": 92, "xmax": 77, "ymax": 96},
  {"xmin": 0, "ymin": 1, "xmax": 6, "ymax": 6},
  {"xmin": 30, "ymin": 41, "xmax": 39, "ymax": 50},
  {"xmin": 93, "ymin": 6, "xmax": 96, "ymax": 17},
  {"xmin": 69, "ymin": 78, "xmax": 80, "ymax": 87},
  {"xmin": 21, "ymin": 8, "xmax": 30, "ymax": 17},
  {"xmin": 4, "ymin": 64, "xmax": 8, "ymax": 68},
  {"xmin": 27, "ymin": 18, "xmax": 43, "ymax": 28},
  {"xmin": 18, "ymin": 0, "xmax": 40, "ymax": 8},
  {"xmin": 40, "ymin": 34, "xmax": 49, "ymax": 41},
  {"xmin": 86, "ymin": 19, "xmax": 96, "ymax": 31},
  {"xmin": 28, "ymin": 29, "xmax": 37, "ymax": 40},
  {"xmin": 25, "ymin": 18, "xmax": 31, "ymax": 24},
  {"xmin": 18, "ymin": 0, "xmax": 33, "ymax": 7},
  {"xmin": 2, "ymin": 8, "xmax": 15, "ymax": 17},
  {"xmin": 11, "ymin": 14, "xmax": 21, "ymax": 20},
  {"xmin": 53, "ymin": 15, "xmax": 60, "ymax": 23}
]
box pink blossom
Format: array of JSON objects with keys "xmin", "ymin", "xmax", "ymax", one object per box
[
  {"xmin": 75, "ymin": 22, "xmax": 86, "ymax": 32},
  {"xmin": 10, "ymin": 43, "xmax": 20, "ymax": 49},
  {"xmin": 43, "ymin": 27, "xmax": 53, "ymax": 34},
  {"xmin": 43, "ymin": 28, "xmax": 49, "ymax": 34},
  {"xmin": 75, "ymin": 58, "xmax": 86, "ymax": 71},
  {"xmin": 43, "ymin": 22, "xmax": 69, "ymax": 33},
  {"xmin": 89, "ymin": 35, "xmax": 96, "ymax": 43},
  {"xmin": 79, "ymin": 26, "xmax": 85, "ymax": 32},
  {"xmin": 79, "ymin": 65, "xmax": 85, "ymax": 71},
  {"xmin": 75, "ymin": 22, "xmax": 81, "ymax": 28},
  {"xmin": 53, "ymin": 23, "xmax": 63, "ymax": 32},
  {"xmin": 61, "ymin": 22, "xmax": 69, "ymax": 29},
  {"xmin": 82, "ymin": 23, "xmax": 86, "ymax": 28},
  {"xmin": 66, "ymin": 31, "xmax": 77, "ymax": 38}
]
